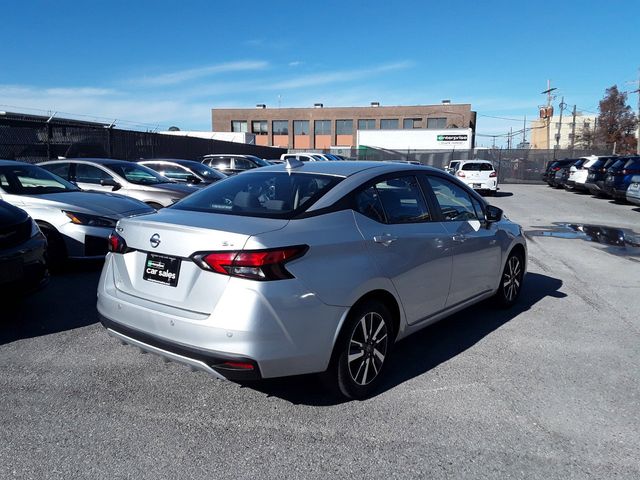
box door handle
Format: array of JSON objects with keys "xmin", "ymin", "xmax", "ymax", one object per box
[
  {"xmin": 452, "ymin": 234, "xmax": 467, "ymax": 243},
  {"xmin": 373, "ymin": 234, "xmax": 398, "ymax": 246}
]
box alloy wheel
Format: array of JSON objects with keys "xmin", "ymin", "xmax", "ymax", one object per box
[
  {"xmin": 502, "ymin": 255, "xmax": 522, "ymax": 302},
  {"xmin": 347, "ymin": 312, "xmax": 388, "ymax": 386}
]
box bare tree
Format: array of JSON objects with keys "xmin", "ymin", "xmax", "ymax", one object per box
[{"xmin": 596, "ymin": 85, "xmax": 638, "ymax": 154}]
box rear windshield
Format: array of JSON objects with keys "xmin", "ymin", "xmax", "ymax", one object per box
[
  {"xmin": 609, "ymin": 159, "xmax": 626, "ymax": 170},
  {"xmin": 624, "ymin": 158, "xmax": 640, "ymax": 168},
  {"xmin": 461, "ymin": 162, "xmax": 494, "ymax": 171},
  {"xmin": 573, "ymin": 159, "xmax": 586, "ymax": 168},
  {"xmin": 172, "ymin": 171, "xmax": 342, "ymax": 218}
]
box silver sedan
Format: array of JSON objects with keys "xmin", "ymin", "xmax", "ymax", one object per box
[
  {"xmin": 98, "ymin": 160, "xmax": 527, "ymax": 399},
  {"xmin": 0, "ymin": 160, "xmax": 153, "ymax": 267}
]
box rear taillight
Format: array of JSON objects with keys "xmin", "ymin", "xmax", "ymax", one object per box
[
  {"xmin": 489, "ymin": 171, "xmax": 497, "ymax": 178},
  {"xmin": 456, "ymin": 171, "xmax": 466, "ymax": 177},
  {"xmin": 108, "ymin": 231, "xmax": 129, "ymax": 254},
  {"xmin": 552, "ymin": 167, "xmax": 560, "ymax": 171},
  {"xmin": 623, "ymin": 169, "xmax": 640, "ymax": 175},
  {"xmin": 192, "ymin": 245, "xmax": 308, "ymax": 281}
]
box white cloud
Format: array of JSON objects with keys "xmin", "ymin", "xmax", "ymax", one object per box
[
  {"xmin": 131, "ymin": 60, "xmax": 269, "ymax": 86},
  {"xmin": 288, "ymin": 61, "xmax": 303, "ymax": 67}
]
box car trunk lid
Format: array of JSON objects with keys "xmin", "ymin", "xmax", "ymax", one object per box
[{"xmin": 111, "ymin": 209, "xmax": 288, "ymax": 314}]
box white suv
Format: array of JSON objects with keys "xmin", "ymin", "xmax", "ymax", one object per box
[
  {"xmin": 448, "ymin": 160, "xmax": 498, "ymax": 195},
  {"xmin": 566, "ymin": 155, "xmax": 600, "ymax": 191}
]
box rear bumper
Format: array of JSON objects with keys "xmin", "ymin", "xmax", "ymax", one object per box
[
  {"xmin": 626, "ymin": 193, "xmax": 640, "ymax": 205},
  {"xmin": 100, "ymin": 314, "xmax": 261, "ymax": 381},
  {"xmin": 97, "ymin": 254, "xmax": 347, "ymax": 379},
  {"xmin": 612, "ymin": 187, "xmax": 628, "ymax": 200}
]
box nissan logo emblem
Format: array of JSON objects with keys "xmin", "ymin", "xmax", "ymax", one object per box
[{"xmin": 149, "ymin": 233, "xmax": 161, "ymax": 248}]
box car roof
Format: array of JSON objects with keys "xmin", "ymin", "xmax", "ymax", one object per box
[
  {"xmin": 203, "ymin": 154, "xmax": 256, "ymax": 158},
  {"xmin": 42, "ymin": 158, "xmax": 132, "ymax": 165},
  {"xmin": 0, "ymin": 159, "xmax": 32, "ymax": 167},
  {"xmin": 253, "ymin": 160, "xmax": 440, "ymax": 178},
  {"xmin": 139, "ymin": 159, "xmax": 199, "ymax": 165}
]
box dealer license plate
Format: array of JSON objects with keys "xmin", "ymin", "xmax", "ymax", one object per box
[{"xmin": 143, "ymin": 253, "xmax": 181, "ymax": 287}]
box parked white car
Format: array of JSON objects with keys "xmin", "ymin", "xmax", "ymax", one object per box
[
  {"xmin": 449, "ymin": 160, "xmax": 498, "ymax": 195},
  {"xmin": 566, "ymin": 155, "xmax": 600, "ymax": 191},
  {"xmin": 280, "ymin": 153, "xmax": 327, "ymax": 162}
]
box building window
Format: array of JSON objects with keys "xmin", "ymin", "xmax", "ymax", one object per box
[
  {"xmin": 358, "ymin": 119, "xmax": 375, "ymax": 130},
  {"xmin": 427, "ymin": 117, "xmax": 446, "ymax": 129},
  {"xmin": 293, "ymin": 120, "xmax": 310, "ymax": 135},
  {"xmin": 252, "ymin": 120, "xmax": 267, "ymax": 135},
  {"xmin": 231, "ymin": 120, "xmax": 247, "ymax": 132},
  {"xmin": 272, "ymin": 120, "xmax": 289, "ymax": 135},
  {"xmin": 403, "ymin": 118, "xmax": 422, "ymax": 129},
  {"xmin": 336, "ymin": 119, "xmax": 353, "ymax": 135},
  {"xmin": 315, "ymin": 120, "xmax": 331, "ymax": 135},
  {"xmin": 380, "ymin": 119, "xmax": 399, "ymax": 129}
]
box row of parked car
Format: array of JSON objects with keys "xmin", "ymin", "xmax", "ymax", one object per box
[
  {"xmin": 0, "ymin": 151, "xmax": 355, "ymax": 297},
  {"xmin": 542, "ymin": 155, "xmax": 640, "ymax": 205}
]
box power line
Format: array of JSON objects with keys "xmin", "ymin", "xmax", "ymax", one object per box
[{"xmin": 0, "ymin": 103, "xmax": 173, "ymax": 131}]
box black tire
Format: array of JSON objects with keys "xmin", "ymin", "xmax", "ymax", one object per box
[
  {"xmin": 146, "ymin": 202, "xmax": 164, "ymax": 210},
  {"xmin": 39, "ymin": 225, "xmax": 67, "ymax": 271},
  {"xmin": 330, "ymin": 300, "xmax": 393, "ymax": 400},
  {"xmin": 495, "ymin": 250, "xmax": 524, "ymax": 307}
]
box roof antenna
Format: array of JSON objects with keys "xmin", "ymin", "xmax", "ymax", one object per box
[{"xmin": 285, "ymin": 157, "xmax": 304, "ymax": 170}]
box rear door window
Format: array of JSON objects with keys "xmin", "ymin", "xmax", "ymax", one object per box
[
  {"xmin": 233, "ymin": 158, "xmax": 253, "ymax": 170},
  {"xmin": 41, "ymin": 162, "xmax": 71, "ymax": 180},
  {"xmin": 75, "ymin": 164, "xmax": 113, "ymax": 184},
  {"xmin": 355, "ymin": 176, "xmax": 431, "ymax": 224}
]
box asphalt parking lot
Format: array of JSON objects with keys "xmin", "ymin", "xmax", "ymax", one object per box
[{"xmin": 1, "ymin": 184, "xmax": 639, "ymax": 479}]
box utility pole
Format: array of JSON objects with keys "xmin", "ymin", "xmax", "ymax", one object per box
[
  {"xmin": 541, "ymin": 80, "xmax": 557, "ymax": 152},
  {"xmin": 624, "ymin": 67, "xmax": 640, "ymax": 155},
  {"xmin": 522, "ymin": 115, "xmax": 527, "ymax": 147},
  {"xmin": 508, "ymin": 127, "xmax": 513, "ymax": 150},
  {"xmin": 570, "ymin": 105, "xmax": 577, "ymax": 153},
  {"xmin": 555, "ymin": 97, "xmax": 565, "ymax": 154}
]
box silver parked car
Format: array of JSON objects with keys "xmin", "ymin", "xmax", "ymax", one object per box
[
  {"xmin": 98, "ymin": 160, "xmax": 527, "ymax": 398},
  {"xmin": 137, "ymin": 159, "xmax": 227, "ymax": 187},
  {"xmin": 39, "ymin": 158, "xmax": 197, "ymax": 209},
  {"xmin": 0, "ymin": 160, "xmax": 153, "ymax": 266},
  {"xmin": 201, "ymin": 154, "xmax": 270, "ymax": 175}
]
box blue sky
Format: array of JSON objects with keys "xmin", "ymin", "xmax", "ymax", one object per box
[{"xmin": 1, "ymin": 0, "xmax": 638, "ymax": 146}]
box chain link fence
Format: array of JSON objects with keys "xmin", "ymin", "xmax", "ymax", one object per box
[
  {"xmin": 326, "ymin": 146, "xmax": 613, "ymax": 183},
  {"xmin": 0, "ymin": 114, "xmax": 285, "ymax": 163}
]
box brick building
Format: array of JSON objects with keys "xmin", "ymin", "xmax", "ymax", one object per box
[{"xmin": 211, "ymin": 102, "xmax": 476, "ymax": 150}]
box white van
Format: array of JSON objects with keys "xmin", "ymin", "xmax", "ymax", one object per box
[{"xmin": 447, "ymin": 159, "xmax": 498, "ymax": 195}]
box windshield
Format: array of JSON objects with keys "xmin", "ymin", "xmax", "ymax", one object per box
[
  {"xmin": 245, "ymin": 155, "xmax": 270, "ymax": 167},
  {"xmin": 172, "ymin": 171, "xmax": 342, "ymax": 218},
  {"xmin": 104, "ymin": 162, "xmax": 169, "ymax": 185},
  {"xmin": 0, "ymin": 164, "xmax": 80, "ymax": 195}
]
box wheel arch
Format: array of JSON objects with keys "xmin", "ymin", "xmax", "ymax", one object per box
[{"xmin": 329, "ymin": 288, "xmax": 402, "ymax": 369}]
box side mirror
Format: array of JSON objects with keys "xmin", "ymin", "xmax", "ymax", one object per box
[
  {"xmin": 485, "ymin": 205, "xmax": 503, "ymax": 223},
  {"xmin": 100, "ymin": 178, "xmax": 121, "ymax": 191}
]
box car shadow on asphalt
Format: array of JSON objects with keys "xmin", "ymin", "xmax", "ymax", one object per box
[
  {"xmin": 491, "ymin": 191, "xmax": 514, "ymax": 198},
  {"xmin": 249, "ymin": 272, "xmax": 565, "ymax": 405},
  {"xmin": 0, "ymin": 260, "xmax": 103, "ymax": 345}
]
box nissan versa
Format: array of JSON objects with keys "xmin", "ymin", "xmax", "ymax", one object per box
[{"xmin": 98, "ymin": 161, "xmax": 527, "ymax": 399}]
